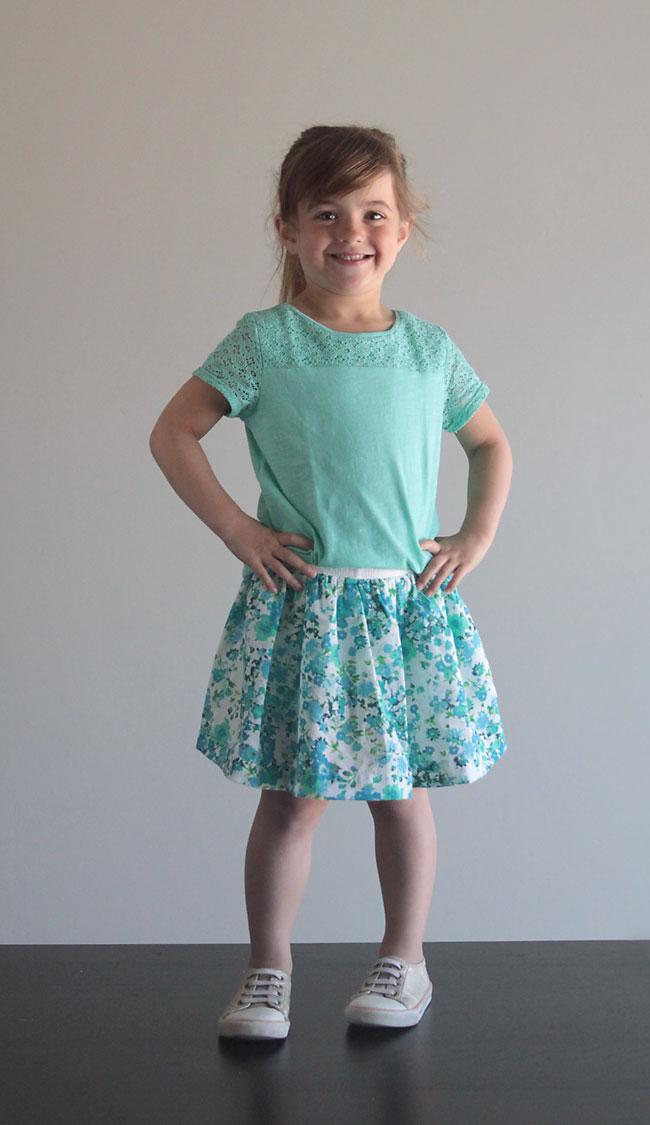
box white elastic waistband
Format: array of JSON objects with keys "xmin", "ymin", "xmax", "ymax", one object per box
[{"xmin": 311, "ymin": 565, "xmax": 413, "ymax": 579}]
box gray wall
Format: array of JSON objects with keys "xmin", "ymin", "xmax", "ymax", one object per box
[{"xmin": 3, "ymin": 0, "xmax": 648, "ymax": 943}]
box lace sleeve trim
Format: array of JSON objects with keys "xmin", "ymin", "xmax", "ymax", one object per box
[
  {"xmin": 192, "ymin": 314, "xmax": 261, "ymax": 418},
  {"xmin": 442, "ymin": 330, "xmax": 490, "ymax": 432}
]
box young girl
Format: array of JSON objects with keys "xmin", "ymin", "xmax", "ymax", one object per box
[{"xmin": 149, "ymin": 124, "xmax": 512, "ymax": 1041}]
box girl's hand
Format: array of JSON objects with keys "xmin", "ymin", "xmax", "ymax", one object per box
[
  {"xmin": 416, "ymin": 531, "xmax": 492, "ymax": 596},
  {"xmin": 221, "ymin": 511, "xmax": 318, "ymax": 593}
]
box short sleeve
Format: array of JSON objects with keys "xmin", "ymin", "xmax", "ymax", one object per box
[
  {"xmin": 442, "ymin": 329, "xmax": 490, "ymax": 432},
  {"xmin": 192, "ymin": 313, "xmax": 261, "ymax": 419}
]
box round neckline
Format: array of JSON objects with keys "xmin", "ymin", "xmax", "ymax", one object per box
[{"xmin": 284, "ymin": 303, "xmax": 401, "ymax": 337}]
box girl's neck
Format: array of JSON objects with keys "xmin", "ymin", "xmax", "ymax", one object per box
[{"xmin": 289, "ymin": 292, "xmax": 395, "ymax": 333}]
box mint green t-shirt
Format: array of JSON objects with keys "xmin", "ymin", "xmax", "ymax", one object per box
[{"xmin": 192, "ymin": 303, "xmax": 490, "ymax": 579}]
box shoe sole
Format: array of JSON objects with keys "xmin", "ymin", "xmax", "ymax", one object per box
[
  {"xmin": 344, "ymin": 983, "xmax": 433, "ymax": 1028},
  {"xmin": 218, "ymin": 1016, "xmax": 290, "ymax": 1040}
]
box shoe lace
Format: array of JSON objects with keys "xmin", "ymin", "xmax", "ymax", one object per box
[
  {"xmin": 358, "ymin": 957, "xmax": 405, "ymax": 998},
  {"xmin": 238, "ymin": 969, "xmax": 286, "ymax": 1010}
]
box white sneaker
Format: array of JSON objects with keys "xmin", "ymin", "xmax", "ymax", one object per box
[
  {"xmin": 344, "ymin": 955, "xmax": 433, "ymax": 1028},
  {"xmin": 218, "ymin": 966, "xmax": 291, "ymax": 1039}
]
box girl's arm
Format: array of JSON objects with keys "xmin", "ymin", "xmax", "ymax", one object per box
[
  {"xmin": 149, "ymin": 376, "xmax": 244, "ymax": 541},
  {"xmin": 149, "ymin": 376, "xmax": 317, "ymax": 592},
  {"xmin": 417, "ymin": 401, "xmax": 512, "ymax": 594},
  {"xmin": 455, "ymin": 401, "xmax": 513, "ymax": 546}
]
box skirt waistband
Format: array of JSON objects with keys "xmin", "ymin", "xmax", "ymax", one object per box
[{"xmin": 310, "ymin": 565, "xmax": 414, "ymax": 579}]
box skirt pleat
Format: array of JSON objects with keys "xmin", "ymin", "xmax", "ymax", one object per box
[{"xmin": 196, "ymin": 567, "xmax": 507, "ymax": 800}]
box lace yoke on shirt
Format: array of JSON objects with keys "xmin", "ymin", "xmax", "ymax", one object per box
[{"xmin": 193, "ymin": 304, "xmax": 488, "ymax": 432}]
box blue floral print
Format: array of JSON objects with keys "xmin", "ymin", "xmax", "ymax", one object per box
[{"xmin": 196, "ymin": 569, "xmax": 507, "ymax": 800}]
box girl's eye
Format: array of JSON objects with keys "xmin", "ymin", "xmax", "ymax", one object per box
[{"xmin": 315, "ymin": 211, "xmax": 384, "ymax": 221}]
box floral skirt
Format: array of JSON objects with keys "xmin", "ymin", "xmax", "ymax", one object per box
[{"xmin": 195, "ymin": 565, "xmax": 507, "ymax": 801}]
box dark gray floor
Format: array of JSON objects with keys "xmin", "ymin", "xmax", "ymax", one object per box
[{"xmin": 2, "ymin": 941, "xmax": 648, "ymax": 1125}]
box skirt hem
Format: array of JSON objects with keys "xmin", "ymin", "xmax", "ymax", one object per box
[{"xmin": 196, "ymin": 738, "xmax": 507, "ymax": 800}]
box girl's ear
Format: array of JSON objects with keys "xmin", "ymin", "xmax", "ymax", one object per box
[
  {"xmin": 275, "ymin": 214, "xmax": 298, "ymax": 254},
  {"xmin": 398, "ymin": 216, "xmax": 414, "ymax": 247}
]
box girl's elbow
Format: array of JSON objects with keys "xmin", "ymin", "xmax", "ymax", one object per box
[
  {"xmin": 149, "ymin": 421, "xmax": 170, "ymax": 460},
  {"xmin": 492, "ymin": 430, "xmax": 513, "ymax": 465}
]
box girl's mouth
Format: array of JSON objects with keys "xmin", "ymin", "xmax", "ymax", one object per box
[{"xmin": 329, "ymin": 254, "xmax": 373, "ymax": 265}]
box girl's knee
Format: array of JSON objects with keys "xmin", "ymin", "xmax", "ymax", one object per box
[
  {"xmin": 367, "ymin": 789, "xmax": 431, "ymax": 819},
  {"xmin": 367, "ymin": 797, "xmax": 409, "ymax": 820},
  {"xmin": 259, "ymin": 789, "xmax": 327, "ymax": 831}
]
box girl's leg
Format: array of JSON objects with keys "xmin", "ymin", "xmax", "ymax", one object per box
[
  {"xmin": 244, "ymin": 789, "xmax": 327, "ymax": 975},
  {"xmin": 367, "ymin": 787, "xmax": 437, "ymax": 962}
]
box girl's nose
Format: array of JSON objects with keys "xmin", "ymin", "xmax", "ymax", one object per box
[
  {"xmin": 336, "ymin": 221, "xmax": 364, "ymax": 242},
  {"xmin": 337, "ymin": 234, "xmax": 364, "ymax": 248}
]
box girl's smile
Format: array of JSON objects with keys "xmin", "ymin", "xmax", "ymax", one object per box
[{"xmin": 329, "ymin": 253, "xmax": 374, "ymax": 265}]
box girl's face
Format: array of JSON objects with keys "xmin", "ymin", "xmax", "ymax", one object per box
[{"xmin": 276, "ymin": 170, "xmax": 412, "ymax": 308}]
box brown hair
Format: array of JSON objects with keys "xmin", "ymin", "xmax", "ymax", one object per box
[{"xmin": 264, "ymin": 124, "xmax": 432, "ymax": 305}]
